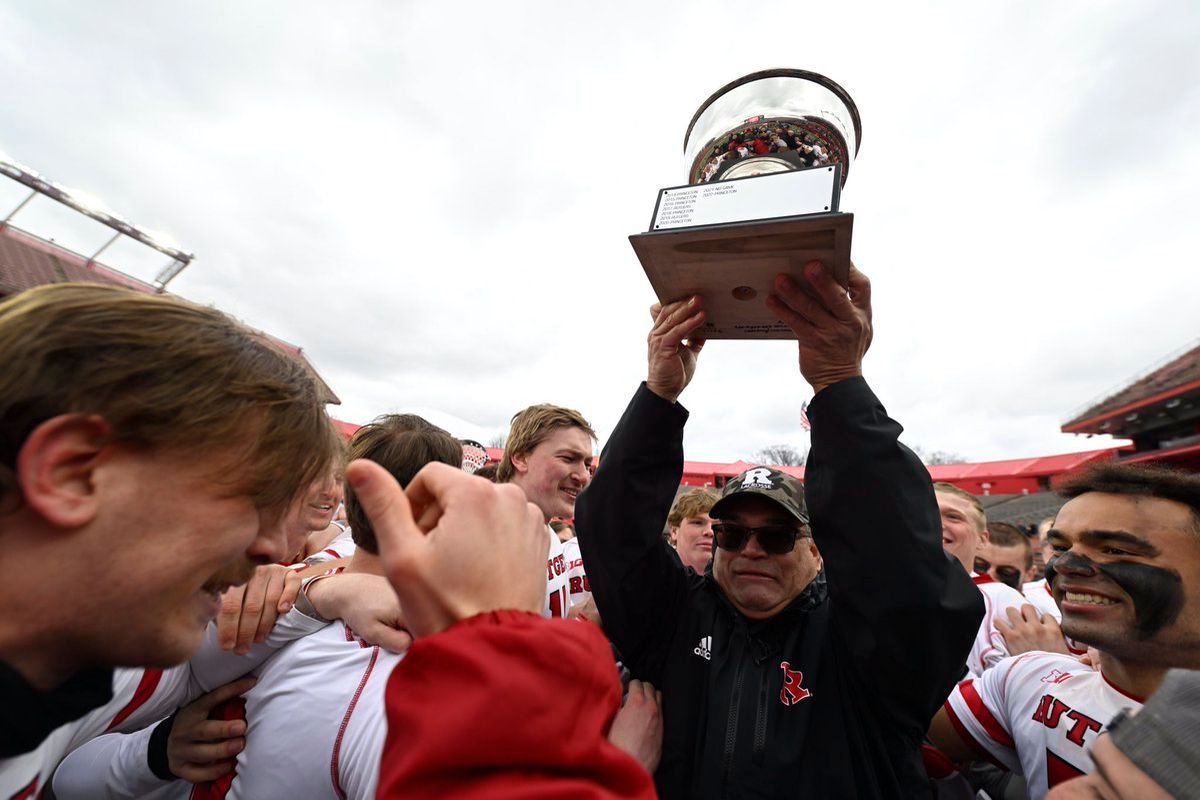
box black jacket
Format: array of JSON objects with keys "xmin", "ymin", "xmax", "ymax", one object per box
[
  {"xmin": 1, "ymin": 661, "xmax": 113, "ymax": 757},
  {"xmin": 575, "ymin": 378, "xmax": 982, "ymax": 799}
]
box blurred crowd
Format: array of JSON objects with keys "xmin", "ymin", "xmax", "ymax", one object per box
[{"xmin": 697, "ymin": 121, "xmax": 834, "ymax": 182}]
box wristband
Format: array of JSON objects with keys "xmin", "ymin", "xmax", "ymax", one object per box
[
  {"xmin": 293, "ymin": 567, "xmax": 345, "ymax": 623},
  {"xmin": 146, "ymin": 710, "xmax": 179, "ymax": 780}
]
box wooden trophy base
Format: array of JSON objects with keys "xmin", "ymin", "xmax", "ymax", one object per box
[{"xmin": 630, "ymin": 212, "xmax": 853, "ymax": 340}]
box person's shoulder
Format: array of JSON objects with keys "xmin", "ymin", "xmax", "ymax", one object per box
[
  {"xmin": 996, "ymin": 650, "xmax": 1089, "ymax": 689},
  {"xmin": 259, "ymin": 621, "xmax": 390, "ymax": 680},
  {"xmin": 979, "ymin": 579, "xmax": 1028, "ymax": 609},
  {"xmin": 966, "ymin": 651, "xmax": 1086, "ymax": 721}
]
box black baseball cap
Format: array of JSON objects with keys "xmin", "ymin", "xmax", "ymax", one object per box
[{"xmin": 710, "ymin": 466, "xmax": 809, "ymax": 525}]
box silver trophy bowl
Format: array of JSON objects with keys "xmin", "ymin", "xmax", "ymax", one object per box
[{"xmin": 683, "ymin": 69, "xmax": 862, "ymax": 187}]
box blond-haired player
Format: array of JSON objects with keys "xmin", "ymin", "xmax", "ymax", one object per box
[
  {"xmin": 499, "ymin": 403, "xmax": 596, "ymax": 618},
  {"xmin": 0, "ymin": 284, "xmax": 335, "ymax": 791},
  {"xmin": 934, "ymin": 483, "xmax": 1029, "ymax": 676}
]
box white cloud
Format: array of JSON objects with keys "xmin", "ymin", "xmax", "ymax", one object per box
[{"xmin": 1, "ymin": 0, "xmax": 1196, "ymax": 462}]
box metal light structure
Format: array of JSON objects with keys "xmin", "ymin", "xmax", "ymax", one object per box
[{"xmin": 0, "ymin": 154, "xmax": 194, "ymax": 292}]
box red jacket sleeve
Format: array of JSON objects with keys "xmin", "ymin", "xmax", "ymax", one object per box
[{"xmin": 377, "ymin": 610, "xmax": 657, "ymax": 799}]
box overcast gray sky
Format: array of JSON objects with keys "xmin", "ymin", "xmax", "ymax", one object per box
[{"xmin": 2, "ymin": 0, "xmax": 1197, "ymax": 462}]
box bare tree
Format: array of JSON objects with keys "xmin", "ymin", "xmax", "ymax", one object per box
[
  {"xmin": 487, "ymin": 433, "xmax": 507, "ymax": 449},
  {"xmin": 908, "ymin": 445, "xmax": 967, "ymax": 465},
  {"xmin": 751, "ymin": 444, "xmax": 807, "ymax": 467}
]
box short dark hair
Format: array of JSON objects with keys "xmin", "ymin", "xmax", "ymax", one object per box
[
  {"xmin": 345, "ymin": 414, "xmax": 462, "ymax": 554},
  {"xmin": 1058, "ymin": 462, "xmax": 1200, "ymax": 533},
  {"xmin": 472, "ymin": 463, "xmax": 498, "ymax": 482},
  {"xmin": 987, "ymin": 522, "xmax": 1033, "ymax": 570}
]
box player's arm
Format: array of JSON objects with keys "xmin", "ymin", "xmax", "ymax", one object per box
[
  {"xmin": 52, "ymin": 724, "xmax": 167, "ymax": 800},
  {"xmin": 295, "ymin": 555, "xmax": 351, "ymax": 577},
  {"xmin": 53, "ymin": 678, "xmax": 254, "ymax": 799},
  {"xmin": 301, "ymin": 570, "xmax": 413, "ymax": 652},
  {"xmin": 575, "ymin": 299, "xmax": 705, "ymax": 679},
  {"xmin": 350, "ymin": 460, "xmax": 655, "ymax": 799},
  {"xmin": 184, "ymin": 603, "xmax": 329, "ymax": 696},
  {"xmin": 927, "ymin": 705, "xmax": 979, "ymax": 763},
  {"xmin": 769, "ymin": 262, "xmax": 983, "ymax": 724},
  {"xmin": 214, "ymin": 563, "xmax": 304, "ymax": 654},
  {"xmin": 927, "ymin": 658, "xmax": 1026, "ymax": 775}
]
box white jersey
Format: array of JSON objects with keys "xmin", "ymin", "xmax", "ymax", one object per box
[
  {"xmin": 53, "ymin": 621, "xmax": 403, "ymax": 800},
  {"xmin": 1, "ymin": 667, "xmax": 175, "ymax": 799},
  {"xmin": 944, "ymin": 651, "xmax": 1142, "ymax": 800},
  {"xmin": 1022, "ymin": 578, "xmax": 1060, "ymax": 621},
  {"xmin": 3, "ymin": 610, "xmax": 325, "ymax": 798},
  {"xmin": 966, "ymin": 573, "xmax": 1029, "ymax": 677},
  {"xmin": 545, "ymin": 527, "xmax": 570, "ymax": 618},
  {"xmin": 303, "ymin": 525, "xmax": 357, "ymax": 567},
  {"xmin": 561, "ymin": 537, "xmax": 591, "ymax": 608}
]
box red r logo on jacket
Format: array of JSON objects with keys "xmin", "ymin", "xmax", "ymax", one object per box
[{"xmin": 779, "ymin": 660, "xmax": 812, "ymax": 706}]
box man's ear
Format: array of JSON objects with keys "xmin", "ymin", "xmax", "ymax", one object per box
[
  {"xmin": 16, "ymin": 415, "xmax": 112, "ymax": 528},
  {"xmin": 509, "ymin": 450, "xmax": 530, "ymax": 477},
  {"xmin": 807, "ymin": 538, "xmax": 823, "ymax": 569},
  {"xmin": 667, "ymin": 526, "xmax": 679, "ymax": 546}
]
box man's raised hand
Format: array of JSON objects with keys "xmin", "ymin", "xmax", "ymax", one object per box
[
  {"xmin": 345, "ymin": 460, "xmax": 546, "ymax": 638},
  {"xmin": 647, "ymin": 296, "xmax": 706, "ymax": 403},
  {"xmin": 766, "ymin": 261, "xmax": 873, "ymax": 395}
]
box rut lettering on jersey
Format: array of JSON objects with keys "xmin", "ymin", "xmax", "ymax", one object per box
[{"xmin": 1030, "ymin": 694, "xmax": 1103, "ymax": 746}]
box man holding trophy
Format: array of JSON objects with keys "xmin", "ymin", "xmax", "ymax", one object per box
[{"xmin": 576, "ymin": 71, "xmax": 983, "ymax": 798}]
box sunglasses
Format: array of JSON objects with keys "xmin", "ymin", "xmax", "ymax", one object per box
[
  {"xmin": 712, "ymin": 522, "xmax": 805, "ymax": 555},
  {"xmin": 973, "ymin": 556, "xmax": 1023, "ymax": 589}
]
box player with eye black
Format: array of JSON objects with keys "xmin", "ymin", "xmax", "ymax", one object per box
[{"xmin": 928, "ymin": 462, "xmax": 1200, "ymax": 799}]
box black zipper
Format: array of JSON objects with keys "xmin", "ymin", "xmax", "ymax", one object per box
[
  {"xmin": 719, "ymin": 657, "xmax": 747, "ymax": 798},
  {"xmin": 752, "ymin": 662, "xmax": 770, "ymax": 764}
]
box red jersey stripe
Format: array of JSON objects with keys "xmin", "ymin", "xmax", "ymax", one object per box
[
  {"xmin": 1046, "ymin": 749, "xmax": 1086, "ymax": 787},
  {"xmin": 958, "ymin": 679, "xmax": 1015, "ymax": 749},
  {"xmin": 331, "ymin": 648, "xmax": 379, "ymax": 799},
  {"xmin": 942, "ymin": 699, "xmax": 1009, "ymax": 771},
  {"xmin": 105, "ymin": 669, "xmax": 163, "ymax": 732}
]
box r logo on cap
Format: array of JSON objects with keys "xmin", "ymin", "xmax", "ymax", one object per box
[{"xmin": 741, "ymin": 468, "xmax": 775, "ymax": 489}]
